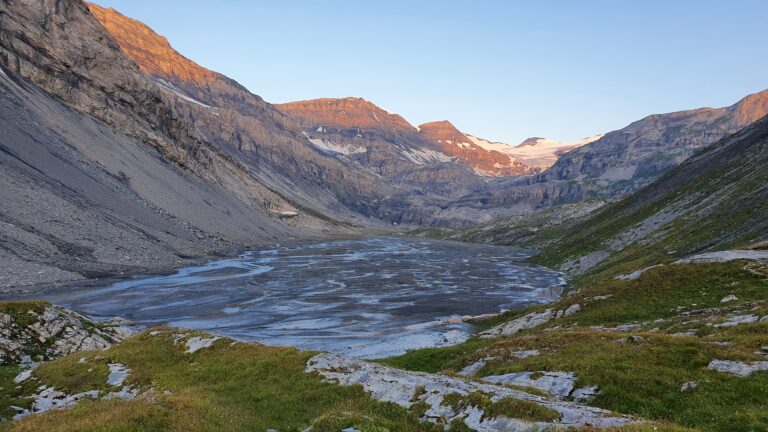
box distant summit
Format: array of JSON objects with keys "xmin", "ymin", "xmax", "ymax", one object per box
[
  {"xmin": 276, "ymin": 98, "xmax": 536, "ymax": 177},
  {"xmin": 465, "ymin": 134, "xmax": 603, "ymax": 170}
]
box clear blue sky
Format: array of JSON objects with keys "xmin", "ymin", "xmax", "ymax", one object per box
[{"xmin": 96, "ymin": 0, "xmax": 768, "ymax": 144}]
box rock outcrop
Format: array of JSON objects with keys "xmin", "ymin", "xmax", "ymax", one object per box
[
  {"xmin": 540, "ymin": 90, "xmax": 768, "ymax": 193},
  {"xmin": 537, "ymin": 113, "xmax": 768, "ymax": 276},
  {"xmin": 0, "ymin": 303, "xmax": 134, "ymax": 365},
  {"xmin": 306, "ymin": 353, "xmax": 637, "ymax": 430},
  {"xmin": 418, "ymin": 121, "xmax": 534, "ymax": 176},
  {"xmin": 0, "ymin": 0, "xmax": 369, "ymax": 290}
]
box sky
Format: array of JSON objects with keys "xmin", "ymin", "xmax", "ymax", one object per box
[{"xmin": 95, "ymin": 0, "xmax": 768, "ymax": 145}]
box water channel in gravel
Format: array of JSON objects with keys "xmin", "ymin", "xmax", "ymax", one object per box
[{"xmin": 34, "ymin": 237, "xmax": 565, "ymax": 358}]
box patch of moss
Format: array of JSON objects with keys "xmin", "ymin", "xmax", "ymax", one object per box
[
  {"xmin": 485, "ymin": 397, "xmax": 561, "ymax": 422},
  {"xmin": 0, "ymin": 302, "xmax": 49, "ymax": 328},
  {"xmin": 377, "ymin": 338, "xmax": 491, "ymax": 373}
]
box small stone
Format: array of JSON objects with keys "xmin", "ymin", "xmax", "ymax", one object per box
[
  {"xmin": 720, "ymin": 295, "xmax": 738, "ymax": 303},
  {"xmin": 185, "ymin": 336, "xmax": 219, "ymax": 353},
  {"xmin": 563, "ymin": 304, "xmax": 581, "ymax": 317},
  {"xmin": 13, "ymin": 370, "xmax": 32, "ymax": 384},
  {"xmin": 707, "ymin": 359, "xmax": 768, "ymax": 376},
  {"xmin": 714, "ymin": 314, "xmax": 759, "ymax": 328},
  {"xmin": 572, "ymin": 385, "xmax": 600, "ymax": 401},
  {"xmin": 107, "ymin": 363, "xmax": 130, "ymax": 386},
  {"xmin": 680, "ymin": 381, "xmax": 698, "ymax": 392}
]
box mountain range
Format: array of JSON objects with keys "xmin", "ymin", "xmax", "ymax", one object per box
[{"xmin": 1, "ymin": 0, "xmax": 767, "ymax": 292}]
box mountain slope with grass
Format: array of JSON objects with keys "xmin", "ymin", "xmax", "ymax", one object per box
[{"xmin": 533, "ymin": 112, "xmax": 768, "ymax": 279}]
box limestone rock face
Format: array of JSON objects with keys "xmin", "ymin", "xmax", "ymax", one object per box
[
  {"xmin": 306, "ymin": 353, "xmax": 637, "ymax": 430},
  {"xmin": 86, "ymin": 2, "xmax": 520, "ymax": 227},
  {"xmin": 449, "ymin": 90, "xmax": 768, "ymax": 213},
  {"xmin": 276, "ymin": 97, "xmax": 416, "ymax": 133},
  {"xmin": 88, "ymin": 3, "xmax": 218, "ymax": 86},
  {"xmin": 276, "ymin": 99, "xmax": 534, "ymax": 180},
  {"xmin": 537, "ymin": 90, "xmax": 768, "ymax": 197},
  {"xmin": 0, "ymin": 305, "xmax": 134, "ymax": 365},
  {"xmin": 419, "ymin": 121, "xmax": 534, "ymax": 176}
]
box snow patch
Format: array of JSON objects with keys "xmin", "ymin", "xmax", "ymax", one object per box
[
  {"xmin": 465, "ymin": 133, "xmax": 603, "ymax": 169},
  {"xmin": 154, "ymin": 79, "xmax": 211, "ymax": 108},
  {"xmin": 308, "ymin": 137, "xmax": 366, "ymax": 155},
  {"xmin": 401, "ymin": 148, "xmax": 456, "ymax": 165}
]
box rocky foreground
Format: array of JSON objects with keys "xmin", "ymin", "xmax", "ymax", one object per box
[
  {"xmin": 0, "ymin": 302, "xmax": 134, "ymax": 366},
  {"xmin": 0, "ymin": 302, "xmax": 637, "ymax": 431},
  {"xmin": 1, "ymin": 251, "xmax": 766, "ymax": 431}
]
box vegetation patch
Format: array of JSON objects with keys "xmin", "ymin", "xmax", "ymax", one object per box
[
  {"xmin": 377, "ymin": 338, "xmax": 491, "ymax": 373},
  {"xmin": 442, "ymin": 392, "xmax": 560, "ymax": 423},
  {"xmin": 1, "ymin": 329, "xmax": 442, "ymax": 432},
  {"xmin": 0, "ymin": 302, "xmax": 48, "ymax": 328},
  {"xmin": 485, "ymin": 397, "xmax": 561, "ymax": 422}
]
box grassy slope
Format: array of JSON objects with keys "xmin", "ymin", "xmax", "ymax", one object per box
[
  {"xmin": 1, "ymin": 328, "xmax": 446, "ymax": 432},
  {"xmin": 4, "ymin": 121, "xmax": 768, "ymax": 432},
  {"xmin": 381, "ymin": 261, "xmax": 768, "ymax": 432},
  {"xmin": 533, "ymin": 115, "xmax": 768, "ymax": 280},
  {"xmin": 392, "ymin": 119, "xmax": 768, "ymax": 430}
]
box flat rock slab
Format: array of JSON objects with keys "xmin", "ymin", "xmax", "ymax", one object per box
[
  {"xmin": 107, "ymin": 363, "xmax": 130, "ymax": 386},
  {"xmin": 675, "ymin": 250, "xmax": 768, "ymax": 264},
  {"xmin": 306, "ymin": 353, "xmax": 637, "ymax": 431},
  {"xmin": 185, "ymin": 336, "xmax": 219, "ymax": 353},
  {"xmin": 707, "ymin": 360, "xmax": 768, "ymax": 377},
  {"xmin": 481, "ymin": 371, "xmax": 575, "ymax": 398}
]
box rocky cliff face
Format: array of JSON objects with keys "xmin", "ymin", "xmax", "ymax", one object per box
[
  {"xmin": 276, "ymin": 97, "xmax": 416, "ymax": 133},
  {"xmin": 418, "ymin": 121, "xmax": 533, "ymax": 176},
  {"xmin": 0, "ymin": 0, "xmax": 373, "ymax": 292},
  {"xmin": 543, "ymin": 90, "xmax": 768, "ymax": 185},
  {"xmin": 449, "ymin": 90, "xmax": 768, "ymax": 213},
  {"xmin": 538, "ymin": 113, "xmax": 768, "ymax": 276},
  {"xmin": 275, "ymin": 97, "xmax": 493, "ymax": 199},
  {"xmin": 88, "ymin": 3, "xmax": 523, "ymax": 225},
  {"xmin": 276, "ymin": 99, "xmax": 534, "ymax": 178}
]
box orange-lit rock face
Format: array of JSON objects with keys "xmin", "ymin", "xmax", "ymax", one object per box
[
  {"xmin": 275, "ymin": 98, "xmax": 416, "ymax": 133},
  {"xmin": 88, "ymin": 3, "xmax": 218, "ymax": 85},
  {"xmin": 418, "ymin": 121, "xmax": 535, "ymax": 176},
  {"xmin": 276, "ymin": 99, "xmax": 534, "ymax": 177},
  {"xmin": 732, "ymin": 91, "xmax": 768, "ymax": 125}
]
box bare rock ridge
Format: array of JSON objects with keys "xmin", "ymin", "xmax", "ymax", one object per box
[
  {"xmin": 275, "ymin": 98, "xmax": 532, "ymax": 180},
  {"xmin": 275, "ymin": 97, "xmax": 416, "ymax": 133},
  {"xmin": 86, "ymin": 3, "xmax": 514, "ymax": 226},
  {"xmin": 540, "ymin": 89, "xmax": 768, "ymax": 188},
  {"xmin": 417, "ymin": 120, "xmax": 533, "ymax": 176},
  {"xmin": 454, "ymin": 90, "xmax": 768, "ymax": 212},
  {"xmin": 0, "ymin": 0, "xmax": 365, "ymax": 291},
  {"xmin": 86, "ymin": 1, "xmax": 768, "ymax": 217},
  {"xmin": 88, "ymin": 3, "xmax": 218, "ymax": 87},
  {"xmin": 542, "ymin": 113, "xmax": 768, "ymax": 276}
]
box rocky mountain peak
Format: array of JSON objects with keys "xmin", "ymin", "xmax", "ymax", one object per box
[
  {"xmin": 729, "ymin": 89, "xmax": 768, "ymax": 125},
  {"xmin": 517, "ymin": 137, "xmax": 547, "ymax": 147},
  {"xmin": 88, "ymin": 3, "xmax": 219, "ymax": 86},
  {"xmin": 417, "ymin": 120, "xmax": 470, "ymax": 145},
  {"xmin": 418, "ymin": 121, "xmax": 535, "ymax": 176},
  {"xmin": 274, "ymin": 97, "xmax": 416, "ymax": 132}
]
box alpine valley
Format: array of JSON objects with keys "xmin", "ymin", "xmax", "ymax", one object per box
[{"xmin": 0, "ymin": 1, "xmax": 766, "ymax": 432}]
